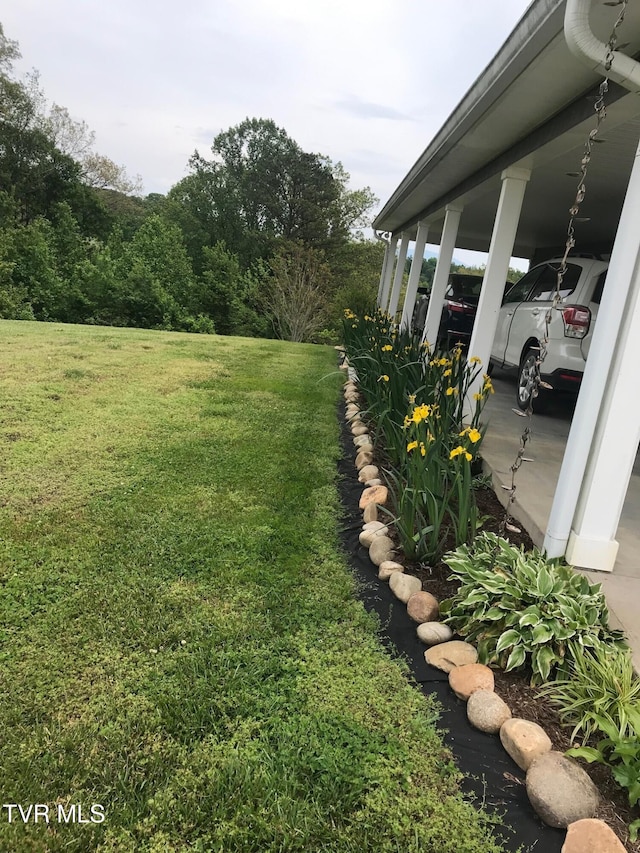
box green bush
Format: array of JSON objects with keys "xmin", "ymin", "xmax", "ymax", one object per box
[
  {"xmin": 539, "ymin": 639, "xmax": 640, "ymax": 743},
  {"xmin": 569, "ymin": 721, "xmax": 640, "ymax": 841},
  {"xmin": 342, "ymin": 309, "xmax": 493, "ymax": 561},
  {"xmin": 440, "ymin": 533, "xmax": 625, "ymax": 685}
]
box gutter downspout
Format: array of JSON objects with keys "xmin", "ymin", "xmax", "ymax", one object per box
[
  {"xmin": 564, "ymin": 0, "xmax": 640, "ymax": 92},
  {"xmin": 543, "ymin": 0, "xmax": 640, "ymax": 558}
]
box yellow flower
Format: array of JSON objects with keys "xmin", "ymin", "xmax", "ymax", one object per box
[
  {"xmin": 379, "ymin": 374, "xmax": 389, "ymax": 382},
  {"xmin": 407, "ymin": 440, "xmax": 418, "ymax": 453},
  {"xmin": 411, "ymin": 404, "xmax": 431, "ymax": 424},
  {"xmin": 408, "ymin": 394, "xmax": 416, "ymax": 404},
  {"xmin": 450, "ymin": 446, "xmax": 472, "ymax": 462},
  {"xmin": 437, "ymin": 357, "xmax": 450, "ymax": 367},
  {"xmin": 443, "ymin": 369, "xmax": 452, "ymax": 377},
  {"xmin": 468, "ymin": 428, "xmax": 481, "ymax": 444},
  {"xmin": 459, "ymin": 427, "xmax": 470, "ymax": 436},
  {"xmin": 473, "ymin": 392, "xmax": 483, "ymax": 401},
  {"xmin": 445, "ymin": 386, "xmax": 458, "ymax": 396},
  {"xmin": 403, "ymin": 415, "xmax": 412, "ymax": 429},
  {"xmin": 419, "ymin": 442, "xmax": 426, "ymax": 457},
  {"xmin": 469, "ymin": 355, "xmax": 482, "ymax": 365},
  {"xmin": 381, "ymin": 344, "xmax": 393, "ymax": 352}
]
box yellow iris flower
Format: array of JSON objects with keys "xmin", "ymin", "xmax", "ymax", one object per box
[{"xmin": 450, "ymin": 446, "xmax": 472, "ymax": 462}]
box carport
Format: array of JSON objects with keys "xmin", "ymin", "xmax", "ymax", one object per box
[{"xmin": 372, "ymin": 0, "xmax": 640, "ymax": 604}]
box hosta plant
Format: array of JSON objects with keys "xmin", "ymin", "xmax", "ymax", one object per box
[{"xmin": 440, "ymin": 533, "xmax": 625, "ymax": 685}]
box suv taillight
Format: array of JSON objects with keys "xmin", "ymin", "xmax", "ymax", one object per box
[{"xmin": 562, "ymin": 305, "xmax": 591, "ymax": 338}]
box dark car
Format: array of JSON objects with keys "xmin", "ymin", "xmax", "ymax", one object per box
[
  {"xmin": 412, "ymin": 273, "xmax": 484, "ymax": 346},
  {"xmin": 437, "ymin": 273, "xmax": 484, "ymax": 347}
]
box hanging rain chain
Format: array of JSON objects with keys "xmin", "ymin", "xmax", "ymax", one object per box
[{"xmin": 499, "ymin": 0, "xmax": 628, "ymax": 536}]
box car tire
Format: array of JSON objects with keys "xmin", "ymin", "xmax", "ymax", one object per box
[{"xmin": 516, "ymin": 348, "xmax": 541, "ymax": 412}]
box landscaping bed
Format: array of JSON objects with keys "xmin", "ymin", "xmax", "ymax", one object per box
[
  {"xmin": 411, "ymin": 486, "xmax": 640, "ymax": 852},
  {"xmin": 339, "ymin": 310, "xmax": 640, "ymax": 852}
]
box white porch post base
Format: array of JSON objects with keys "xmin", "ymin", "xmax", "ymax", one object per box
[
  {"xmin": 400, "ymin": 221, "xmax": 429, "ymax": 332},
  {"xmin": 387, "ymin": 232, "xmax": 410, "ymax": 319},
  {"xmin": 566, "ymin": 531, "xmax": 618, "ymax": 573}
]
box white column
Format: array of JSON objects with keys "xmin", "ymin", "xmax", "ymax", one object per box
[
  {"xmin": 376, "ymin": 239, "xmax": 392, "ymax": 306},
  {"xmin": 421, "ymin": 204, "xmax": 463, "ymax": 347},
  {"xmin": 400, "ymin": 220, "xmax": 429, "ymax": 332},
  {"xmin": 560, "ymin": 145, "xmax": 640, "ymax": 571},
  {"xmin": 466, "ymin": 167, "xmax": 530, "ymax": 404},
  {"xmin": 387, "ymin": 232, "xmax": 410, "ymax": 319},
  {"xmin": 379, "ymin": 236, "xmax": 398, "ymax": 311},
  {"xmin": 545, "ymin": 138, "xmax": 640, "ymax": 563}
]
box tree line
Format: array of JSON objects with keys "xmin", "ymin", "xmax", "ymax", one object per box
[{"xmin": 0, "ymin": 23, "xmax": 383, "ymax": 342}]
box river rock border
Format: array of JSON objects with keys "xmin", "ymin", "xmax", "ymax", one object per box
[{"xmin": 339, "ymin": 362, "xmax": 626, "ymax": 853}]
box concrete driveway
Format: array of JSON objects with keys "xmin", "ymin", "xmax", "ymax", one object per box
[{"xmin": 481, "ymin": 369, "xmax": 640, "ymax": 668}]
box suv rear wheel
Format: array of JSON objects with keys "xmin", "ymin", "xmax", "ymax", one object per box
[{"xmin": 517, "ymin": 348, "xmax": 539, "ymax": 411}]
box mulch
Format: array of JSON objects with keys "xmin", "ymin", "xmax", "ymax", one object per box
[{"xmin": 337, "ymin": 399, "xmax": 640, "ymax": 853}]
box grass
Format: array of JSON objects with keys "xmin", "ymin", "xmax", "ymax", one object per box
[{"xmin": 0, "ymin": 320, "xmax": 506, "ymax": 852}]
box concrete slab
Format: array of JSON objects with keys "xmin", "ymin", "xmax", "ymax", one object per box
[{"xmin": 481, "ymin": 370, "xmax": 640, "ymax": 668}]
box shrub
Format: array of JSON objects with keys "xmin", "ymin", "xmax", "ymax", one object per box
[
  {"xmin": 440, "ymin": 533, "xmax": 625, "ymax": 685},
  {"xmin": 569, "ymin": 723, "xmax": 640, "ymax": 841},
  {"xmin": 342, "ymin": 309, "xmax": 493, "ymax": 561},
  {"xmin": 539, "ymin": 639, "xmax": 640, "ymax": 743}
]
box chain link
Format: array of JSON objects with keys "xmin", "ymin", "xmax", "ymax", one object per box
[{"xmin": 500, "ymin": 0, "xmax": 628, "ymax": 536}]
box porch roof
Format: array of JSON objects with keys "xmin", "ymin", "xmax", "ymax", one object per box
[{"xmin": 373, "ymin": 0, "xmax": 640, "ymax": 259}]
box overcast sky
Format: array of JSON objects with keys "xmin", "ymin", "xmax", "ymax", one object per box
[{"xmin": 4, "ymin": 0, "xmax": 533, "ymax": 265}]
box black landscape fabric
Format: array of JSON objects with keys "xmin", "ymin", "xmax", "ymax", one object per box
[{"xmin": 336, "ymin": 399, "xmax": 564, "ymax": 853}]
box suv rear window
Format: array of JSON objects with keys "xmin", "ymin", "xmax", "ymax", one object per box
[
  {"xmin": 528, "ymin": 263, "xmax": 581, "ymax": 301},
  {"xmin": 446, "ymin": 275, "xmax": 484, "ymax": 300}
]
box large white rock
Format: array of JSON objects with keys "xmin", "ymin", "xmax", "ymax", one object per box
[
  {"xmin": 369, "ymin": 535, "xmax": 395, "ymax": 566},
  {"xmin": 449, "ymin": 664, "xmax": 494, "ymax": 701},
  {"xmin": 416, "ymin": 622, "xmax": 453, "ymax": 645},
  {"xmin": 353, "ymin": 434, "xmax": 371, "ymax": 447},
  {"xmin": 355, "ymin": 450, "xmax": 374, "ymax": 468},
  {"xmin": 358, "ymin": 465, "xmax": 379, "ymax": 483},
  {"xmin": 362, "ymin": 503, "xmax": 379, "ymax": 523},
  {"xmin": 378, "ymin": 561, "xmax": 404, "ymax": 581},
  {"xmin": 500, "ymin": 718, "xmax": 552, "ymax": 770},
  {"xmin": 389, "ymin": 572, "xmax": 422, "ymax": 603},
  {"xmin": 561, "ymin": 819, "xmax": 626, "ymax": 853},
  {"xmin": 467, "ymin": 690, "xmax": 512, "ymax": 733},
  {"xmin": 406, "ymin": 592, "xmax": 439, "ymax": 623},
  {"xmin": 359, "ymin": 485, "xmax": 388, "ymax": 509},
  {"xmin": 425, "ymin": 640, "xmax": 478, "ymax": 672},
  {"xmin": 526, "ymin": 752, "xmax": 599, "ymax": 829},
  {"xmin": 359, "ymin": 523, "xmax": 389, "ymax": 548}
]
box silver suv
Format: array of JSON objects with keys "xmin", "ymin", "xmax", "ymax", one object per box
[{"xmin": 490, "ymin": 256, "xmax": 608, "ymax": 410}]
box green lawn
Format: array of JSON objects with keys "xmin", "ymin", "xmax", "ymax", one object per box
[{"xmin": 0, "ymin": 320, "xmax": 506, "ymax": 852}]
